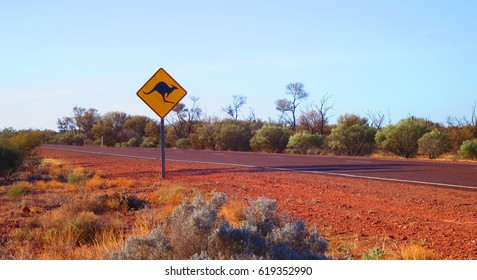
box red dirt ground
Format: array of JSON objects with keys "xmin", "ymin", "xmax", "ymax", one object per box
[{"xmin": 39, "ymin": 148, "xmax": 477, "ymax": 259}]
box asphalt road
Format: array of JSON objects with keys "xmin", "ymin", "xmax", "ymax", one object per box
[{"xmin": 43, "ymin": 144, "xmax": 477, "ymax": 190}]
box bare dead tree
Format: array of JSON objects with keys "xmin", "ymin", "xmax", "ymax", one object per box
[
  {"xmin": 447, "ymin": 102, "xmax": 477, "ymax": 140},
  {"xmin": 167, "ymin": 96, "xmax": 202, "ymax": 139},
  {"xmin": 299, "ymin": 93, "xmax": 334, "ymax": 135},
  {"xmin": 247, "ymin": 107, "xmax": 257, "ymax": 122},
  {"xmin": 222, "ymin": 95, "xmax": 247, "ymax": 120},
  {"xmin": 364, "ymin": 110, "xmax": 386, "ymax": 130},
  {"xmin": 315, "ymin": 93, "xmax": 334, "ymax": 135}
]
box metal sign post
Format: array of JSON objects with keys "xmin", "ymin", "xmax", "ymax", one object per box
[
  {"xmin": 136, "ymin": 68, "xmax": 187, "ymax": 179},
  {"xmin": 160, "ymin": 118, "xmax": 166, "ymax": 179}
]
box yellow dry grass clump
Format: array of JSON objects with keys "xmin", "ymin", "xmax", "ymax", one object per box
[
  {"xmin": 400, "ymin": 244, "xmax": 439, "ymax": 260},
  {"xmin": 219, "ymin": 200, "xmax": 246, "ymax": 227}
]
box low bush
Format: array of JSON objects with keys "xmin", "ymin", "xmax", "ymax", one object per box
[
  {"xmin": 175, "ymin": 138, "xmax": 192, "ymax": 149},
  {"xmin": 215, "ymin": 120, "xmax": 254, "ymax": 151},
  {"xmin": 71, "ymin": 134, "xmax": 87, "ymax": 146},
  {"xmin": 5, "ymin": 182, "xmax": 28, "ymax": 200},
  {"xmin": 110, "ymin": 193, "xmax": 328, "ymax": 260},
  {"xmin": 66, "ymin": 168, "xmax": 89, "ymax": 186},
  {"xmin": 418, "ymin": 130, "xmax": 451, "ymax": 159},
  {"xmin": 110, "ymin": 226, "xmax": 171, "ymax": 260},
  {"xmin": 328, "ymin": 116, "xmax": 377, "ymax": 156},
  {"xmin": 250, "ymin": 125, "xmax": 291, "ymax": 153},
  {"xmin": 126, "ymin": 138, "xmax": 140, "ymax": 147},
  {"xmin": 458, "ymin": 139, "xmax": 477, "ymax": 159},
  {"xmin": 140, "ymin": 137, "xmax": 157, "ymax": 148},
  {"xmin": 376, "ymin": 118, "xmax": 427, "ymax": 158},
  {"xmin": 287, "ymin": 132, "xmax": 324, "ymax": 154},
  {"xmin": 0, "ymin": 143, "xmax": 21, "ymax": 179}
]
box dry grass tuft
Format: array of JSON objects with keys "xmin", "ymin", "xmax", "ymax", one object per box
[
  {"xmin": 107, "ymin": 178, "xmax": 135, "ymax": 189},
  {"xmin": 400, "ymin": 244, "xmax": 439, "ymax": 260},
  {"xmin": 85, "ymin": 175, "xmax": 106, "ymax": 189},
  {"xmin": 219, "ymin": 200, "xmax": 246, "ymax": 227}
]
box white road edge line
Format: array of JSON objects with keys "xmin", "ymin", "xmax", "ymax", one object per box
[
  {"xmin": 44, "ymin": 147, "xmax": 477, "ymax": 191},
  {"xmin": 346, "ymin": 160, "xmax": 373, "ymax": 164}
]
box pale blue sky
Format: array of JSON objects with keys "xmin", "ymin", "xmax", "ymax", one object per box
[{"xmin": 1, "ymin": 0, "xmax": 476, "ymax": 130}]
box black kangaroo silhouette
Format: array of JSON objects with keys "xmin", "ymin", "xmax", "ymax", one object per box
[{"xmin": 143, "ymin": 81, "xmax": 177, "ymax": 104}]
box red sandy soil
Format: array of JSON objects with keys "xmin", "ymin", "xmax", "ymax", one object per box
[{"xmin": 39, "ymin": 148, "xmax": 477, "ymax": 259}]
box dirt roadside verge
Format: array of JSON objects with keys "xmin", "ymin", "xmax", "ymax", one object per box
[{"xmin": 38, "ymin": 148, "xmax": 477, "ymax": 259}]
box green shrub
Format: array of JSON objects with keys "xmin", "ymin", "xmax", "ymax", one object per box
[
  {"xmin": 5, "ymin": 130, "xmax": 45, "ymax": 154},
  {"xmin": 376, "ymin": 118, "xmax": 428, "ymax": 158},
  {"xmin": 72, "ymin": 134, "xmax": 87, "ymax": 146},
  {"xmin": 127, "ymin": 137, "xmax": 139, "ymax": 147},
  {"xmin": 458, "ymin": 139, "xmax": 477, "ymax": 159},
  {"xmin": 328, "ymin": 116, "xmax": 377, "ymax": 156},
  {"xmin": 0, "ymin": 143, "xmax": 21, "ymax": 178},
  {"xmin": 140, "ymin": 137, "xmax": 157, "ymax": 148},
  {"xmin": 215, "ymin": 121, "xmax": 253, "ymax": 151},
  {"xmin": 418, "ymin": 130, "xmax": 451, "ymax": 159},
  {"xmin": 250, "ymin": 125, "xmax": 291, "ymax": 153},
  {"xmin": 49, "ymin": 131, "xmax": 75, "ymax": 145},
  {"xmin": 5, "ymin": 182, "xmax": 27, "ymax": 200},
  {"xmin": 175, "ymin": 138, "xmax": 192, "ymax": 149},
  {"xmin": 188, "ymin": 134, "xmax": 202, "ymax": 149},
  {"xmin": 67, "ymin": 169, "xmax": 88, "ymax": 185},
  {"xmin": 362, "ymin": 247, "xmax": 386, "ymax": 260},
  {"xmin": 287, "ymin": 132, "xmax": 324, "ymax": 154},
  {"xmin": 198, "ymin": 123, "xmax": 218, "ymax": 150}
]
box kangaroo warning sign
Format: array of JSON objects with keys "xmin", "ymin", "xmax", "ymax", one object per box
[{"xmin": 137, "ymin": 68, "xmax": 187, "ymax": 118}]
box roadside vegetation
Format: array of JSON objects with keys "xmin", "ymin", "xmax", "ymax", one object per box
[
  {"xmin": 30, "ymin": 83, "xmax": 476, "ymax": 161},
  {"xmin": 0, "ymin": 152, "xmax": 328, "ymax": 260},
  {"xmin": 3, "ymin": 83, "xmax": 476, "ymax": 161},
  {"xmin": 0, "ymin": 152, "xmax": 439, "ymax": 260}
]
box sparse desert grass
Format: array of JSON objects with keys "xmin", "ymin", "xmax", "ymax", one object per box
[
  {"xmin": 85, "ymin": 175, "xmax": 106, "ymax": 189},
  {"xmin": 5, "ymin": 181, "xmax": 33, "ymax": 200},
  {"xmin": 218, "ymin": 200, "xmax": 246, "ymax": 227},
  {"xmin": 106, "ymin": 178, "xmax": 135, "ymax": 189},
  {"xmin": 400, "ymin": 244, "xmax": 438, "ymax": 260},
  {"xmin": 2, "ymin": 154, "xmax": 443, "ymax": 260},
  {"xmin": 66, "ymin": 167, "xmax": 89, "ymax": 185},
  {"xmin": 35, "ymin": 179, "xmax": 64, "ymax": 191}
]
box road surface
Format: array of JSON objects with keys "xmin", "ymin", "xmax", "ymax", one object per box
[{"xmin": 42, "ymin": 144, "xmax": 477, "ymax": 190}]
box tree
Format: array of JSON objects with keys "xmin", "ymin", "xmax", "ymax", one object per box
[
  {"xmin": 418, "ymin": 130, "xmax": 451, "ymax": 159},
  {"xmin": 328, "ymin": 114, "xmax": 377, "ymax": 156},
  {"xmin": 145, "ymin": 120, "xmax": 161, "ymax": 139},
  {"xmin": 93, "ymin": 111, "xmax": 130, "ymax": 146},
  {"xmin": 364, "ymin": 110, "xmax": 386, "ymax": 130},
  {"xmin": 222, "ymin": 95, "xmax": 247, "ymax": 120},
  {"xmin": 124, "ymin": 116, "xmax": 150, "ymax": 138},
  {"xmin": 168, "ymin": 96, "xmax": 202, "ymax": 139},
  {"xmin": 446, "ymin": 103, "xmax": 477, "ymax": 150},
  {"xmin": 299, "ymin": 94, "xmax": 334, "ymax": 135},
  {"xmin": 57, "ymin": 117, "xmax": 76, "ymax": 133},
  {"xmin": 275, "ymin": 82, "xmax": 308, "ymax": 130},
  {"xmin": 376, "ymin": 118, "xmax": 428, "ymax": 158},
  {"xmin": 74, "ymin": 107, "xmax": 99, "ymax": 139}
]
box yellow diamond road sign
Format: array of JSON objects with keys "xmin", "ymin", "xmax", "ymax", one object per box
[{"xmin": 137, "ymin": 68, "xmax": 187, "ymax": 118}]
